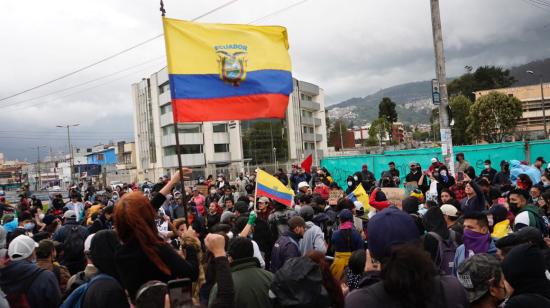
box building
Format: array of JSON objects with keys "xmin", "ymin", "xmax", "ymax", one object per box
[
  {"xmin": 352, "ymin": 125, "xmax": 370, "ymax": 146},
  {"xmin": 391, "ymin": 122, "xmax": 405, "ymax": 144},
  {"xmin": 476, "ymin": 83, "xmax": 550, "ymax": 139},
  {"xmin": 132, "ymin": 67, "xmax": 328, "ymax": 180},
  {"xmin": 286, "ymin": 79, "xmax": 328, "ymax": 164}
]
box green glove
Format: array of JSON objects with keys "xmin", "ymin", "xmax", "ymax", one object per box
[{"xmin": 247, "ymin": 211, "xmax": 257, "ymax": 226}]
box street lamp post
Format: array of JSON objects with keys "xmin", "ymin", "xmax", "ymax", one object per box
[
  {"xmin": 56, "ymin": 124, "xmax": 80, "ymax": 185},
  {"xmin": 527, "ymin": 70, "xmax": 547, "ymax": 139}
]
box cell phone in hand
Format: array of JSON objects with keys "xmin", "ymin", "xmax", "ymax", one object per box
[
  {"xmin": 168, "ymin": 278, "xmax": 193, "ymax": 308},
  {"xmin": 457, "ymin": 172, "xmax": 464, "ymax": 182}
]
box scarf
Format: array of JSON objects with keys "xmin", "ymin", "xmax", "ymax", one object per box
[
  {"xmin": 463, "ymin": 229, "xmax": 490, "ymax": 258},
  {"xmin": 340, "ymin": 221, "xmax": 354, "ymax": 230}
]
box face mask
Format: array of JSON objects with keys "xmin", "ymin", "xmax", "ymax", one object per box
[
  {"xmin": 24, "ymin": 223, "xmax": 35, "ymax": 231},
  {"xmin": 347, "ymin": 181, "xmax": 353, "ymax": 186},
  {"xmin": 508, "ymin": 202, "xmax": 520, "ymax": 215},
  {"xmin": 210, "ymin": 189, "xmax": 216, "ymax": 194},
  {"xmin": 485, "ymin": 165, "xmax": 490, "ymax": 170},
  {"xmin": 440, "ymin": 170, "xmax": 447, "ymax": 177},
  {"xmin": 544, "ymin": 181, "xmax": 550, "ymax": 188},
  {"xmin": 353, "ymin": 176, "xmax": 358, "ymax": 181},
  {"xmin": 39, "ymin": 213, "xmax": 45, "ymax": 220},
  {"xmin": 217, "ymin": 178, "xmax": 222, "ymax": 182},
  {"xmin": 249, "ymin": 201, "xmax": 254, "ymax": 207}
]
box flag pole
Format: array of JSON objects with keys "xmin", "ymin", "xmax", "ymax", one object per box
[
  {"xmin": 254, "ymin": 169, "xmax": 258, "ymax": 212},
  {"xmin": 160, "ymin": 7, "xmax": 189, "ymax": 226}
]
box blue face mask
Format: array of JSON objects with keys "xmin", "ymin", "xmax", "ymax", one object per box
[
  {"xmin": 24, "ymin": 223, "xmax": 35, "ymax": 231},
  {"xmin": 544, "ymin": 182, "xmax": 550, "ymax": 188}
]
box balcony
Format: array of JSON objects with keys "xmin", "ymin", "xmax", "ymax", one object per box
[
  {"xmin": 300, "ymin": 99, "xmax": 320, "ymax": 111},
  {"xmin": 212, "ymin": 132, "xmax": 230, "ymax": 144},
  {"xmin": 159, "ymin": 91, "xmax": 172, "ymax": 106},
  {"xmin": 160, "ymin": 112, "xmax": 173, "ymax": 127},
  {"xmin": 163, "ymin": 154, "xmax": 205, "ymax": 167},
  {"xmin": 162, "ymin": 133, "xmax": 203, "ymax": 146},
  {"xmin": 302, "ymin": 117, "xmax": 322, "ymax": 126},
  {"xmin": 303, "ymin": 133, "xmax": 323, "ymax": 142},
  {"xmin": 212, "ymin": 152, "xmax": 231, "ymax": 162}
]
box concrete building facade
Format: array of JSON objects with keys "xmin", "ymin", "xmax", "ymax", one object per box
[{"xmin": 476, "ymin": 83, "xmax": 550, "ymax": 139}]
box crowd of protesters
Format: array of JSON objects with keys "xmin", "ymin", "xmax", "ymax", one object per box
[{"xmin": 0, "ymin": 153, "xmax": 549, "ymax": 307}]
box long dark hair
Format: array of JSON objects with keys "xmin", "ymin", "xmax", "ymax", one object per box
[
  {"xmin": 306, "ymin": 251, "xmax": 344, "ymax": 308},
  {"xmin": 381, "ymin": 244, "xmax": 437, "ymax": 307}
]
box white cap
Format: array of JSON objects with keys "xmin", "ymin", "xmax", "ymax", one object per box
[
  {"xmin": 63, "ymin": 210, "xmax": 77, "ymax": 219},
  {"xmin": 8, "ymin": 235, "xmax": 38, "ymax": 261},
  {"xmin": 514, "ymin": 212, "xmax": 530, "ymax": 227},
  {"xmin": 298, "ymin": 182, "xmax": 310, "ymax": 189},
  {"xmin": 431, "ymin": 158, "xmax": 438, "ymax": 163},
  {"xmin": 84, "ymin": 234, "xmax": 95, "ymax": 253},
  {"xmin": 440, "ymin": 204, "xmax": 458, "ymax": 217}
]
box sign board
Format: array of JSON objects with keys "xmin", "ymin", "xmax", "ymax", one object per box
[
  {"xmin": 432, "ymin": 79, "xmax": 441, "ymax": 105},
  {"xmin": 381, "ymin": 187, "xmax": 405, "ymax": 206},
  {"xmin": 195, "ymin": 184, "xmax": 209, "ymax": 196},
  {"xmin": 440, "ymin": 128, "xmax": 455, "ymax": 175},
  {"xmin": 328, "ymin": 189, "xmax": 344, "ymax": 206}
]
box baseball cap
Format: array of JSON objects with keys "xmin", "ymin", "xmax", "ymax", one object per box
[
  {"xmin": 84, "ymin": 234, "xmax": 95, "ymax": 253},
  {"xmin": 457, "ymin": 254, "xmax": 501, "ymax": 303},
  {"xmin": 536, "ymin": 156, "xmax": 546, "ymax": 163},
  {"xmin": 8, "ymin": 235, "xmax": 38, "ymax": 261},
  {"xmin": 409, "ymin": 161, "xmax": 417, "ymax": 167},
  {"xmin": 440, "ymin": 204, "xmax": 459, "ymax": 218},
  {"xmin": 367, "ymin": 207, "xmax": 420, "ymax": 260},
  {"xmin": 63, "ymin": 210, "xmax": 77, "ymax": 219},
  {"xmin": 338, "ymin": 209, "xmax": 353, "ymax": 221},
  {"xmin": 258, "ymin": 196, "xmax": 270, "ymax": 204},
  {"xmin": 431, "ymin": 157, "xmax": 438, "ymax": 163},
  {"xmin": 297, "ymin": 182, "xmax": 310, "ymax": 189},
  {"xmin": 495, "ymin": 226, "xmax": 545, "ymax": 250},
  {"xmin": 299, "ymin": 205, "xmax": 314, "ymax": 221}
]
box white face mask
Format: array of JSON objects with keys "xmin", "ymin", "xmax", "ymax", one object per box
[
  {"xmin": 485, "ymin": 165, "xmax": 490, "ymax": 169},
  {"xmin": 353, "ymin": 176, "xmax": 358, "ymax": 181},
  {"xmin": 440, "ymin": 170, "xmax": 447, "ymax": 176},
  {"xmin": 39, "ymin": 213, "xmax": 45, "ymax": 220},
  {"xmin": 347, "ymin": 181, "xmax": 353, "ymax": 186}
]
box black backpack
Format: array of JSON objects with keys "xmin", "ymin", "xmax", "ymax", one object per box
[{"xmin": 64, "ymin": 226, "xmax": 85, "ymax": 261}]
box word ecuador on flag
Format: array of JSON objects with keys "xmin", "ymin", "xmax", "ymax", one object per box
[{"xmin": 162, "ymin": 18, "xmax": 293, "ymax": 122}]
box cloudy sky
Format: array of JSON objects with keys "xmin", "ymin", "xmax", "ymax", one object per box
[{"xmin": 1, "ymin": 0, "xmax": 549, "ymax": 161}]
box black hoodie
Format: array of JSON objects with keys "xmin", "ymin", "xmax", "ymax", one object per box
[{"xmin": 0, "ymin": 259, "xmax": 61, "ymax": 308}]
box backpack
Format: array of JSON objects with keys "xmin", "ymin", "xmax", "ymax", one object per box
[
  {"xmin": 61, "ymin": 274, "xmax": 116, "ymax": 308},
  {"xmin": 63, "ymin": 226, "xmax": 85, "ymax": 261},
  {"xmin": 6, "ymin": 268, "xmax": 45, "ymax": 308},
  {"xmin": 428, "ymin": 231, "xmax": 458, "ymax": 275},
  {"xmin": 269, "ymin": 211, "xmax": 291, "ymax": 242},
  {"xmin": 525, "ymin": 207, "xmax": 550, "ymax": 237}
]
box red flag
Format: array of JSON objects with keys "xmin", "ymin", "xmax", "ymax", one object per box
[{"xmin": 301, "ymin": 154, "xmax": 313, "ymax": 173}]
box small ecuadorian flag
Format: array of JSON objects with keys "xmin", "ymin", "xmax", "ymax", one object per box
[
  {"xmin": 256, "ymin": 169, "xmax": 294, "ymax": 207},
  {"xmin": 162, "ymin": 18, "xmax": 293, "ymax": 122},
  {"xmin": 347, "ymin": 184, "xmax": 370, "ymax": 211}
]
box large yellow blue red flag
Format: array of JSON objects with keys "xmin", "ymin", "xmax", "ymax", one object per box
[
  {"xmin": 256, "ymin": 169, "xmax": 294, "ymax": 207},
  {"xmin": 162, "ymin": 18, "xmax": 293, "ymax": 122}
]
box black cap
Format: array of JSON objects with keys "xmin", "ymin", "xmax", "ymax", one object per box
[{"xmin": 536, "ymin": 156, "xmax": 546, "ymax": 163}]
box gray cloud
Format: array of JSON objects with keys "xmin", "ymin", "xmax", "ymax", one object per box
[{"xmin": 1, "ymin": 0, "xmax": 549, "ymax": 160}]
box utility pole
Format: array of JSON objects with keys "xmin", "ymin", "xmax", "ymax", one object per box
[
  {"xmin": 35, "ymin": 145, "xmax": 46, "ymax": 191},
  {"xmin": 430, "ymin": 0, "xmax": 455, "ymax": 174},
  {"xmin": 57, "ymin": 124, "xmax": 80, "ymax": 185},
  {"xmin": 339, "ymin": 121, "xmax": 344, "ymax": 154},
  {"xmin": 527, "ymin": 70, "xmax": 547, "ymax": 139}
]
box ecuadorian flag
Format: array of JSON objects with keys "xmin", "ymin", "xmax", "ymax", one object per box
[
  {"xmin": 162, "ymin": 18, "xmax": 293, "ymax": 122},
  {"xmin": 347, "ymin": 184, "xmax": 370, "ymax": 211},
  {"xmin": 256, "ymin": 169, "xmax": 294, "ymax": 207}
]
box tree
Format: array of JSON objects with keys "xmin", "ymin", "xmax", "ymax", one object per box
[
  {"xmin": 448, "ymin": 66, "xmax": 517, "ymax": 101},
  {"xmin": 329, "ymin": 118, "xmax": 349, "ymax": 150},
  {"xmin": 378, "ymin": 97, "xmax": 398, "ymax": 142},
  {"xmin": 369, "ymin": 117, "xmax": 391, "ymax": 146},
  {"xmin": 449, "ymin": 95, "xmax": 473, "ymax": 145},
  {"xmin": 467, "ymin": 91, "xmax": 523, "ymax": 143}
]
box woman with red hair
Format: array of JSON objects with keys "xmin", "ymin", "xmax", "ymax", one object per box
[{"xmin": 114, "ymin": 169, "xmax": 199, "ymax": 302}]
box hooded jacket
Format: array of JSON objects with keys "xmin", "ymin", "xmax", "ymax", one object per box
[
  {"xmin": 270, "ymin": 231, "xmax": 302, "ymax": 273},
  {"xmin": 0, "ymin": 259, "xmax": 61, "ymax": 308},
  {"xmin": 299, "ymin": 221, "xmax": 326, "ymax": 255}
]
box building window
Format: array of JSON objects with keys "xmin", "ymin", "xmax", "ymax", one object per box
[
  {"xmin": 159, "ymin": 82, "xmax": 170, "ymax": 94},
  {"xmin": 97, "ymin": 153, "xmax": 105, "ymax": 161},
  {"xmin": 164, "ymin": 145, "xmax": 203, "ymax": 156},
  {"xmin": 301, "ymin": 110, "xmax": 313, "ymax": 118},
  {"xmin": 162, "ymin": 126, "xmax": 174, "ymax": 136},
  {"xmin": 214, "ymin": 144, "xmax": 229, "ymax": 153},
  {"xmin": 213, "ymin": 123, "xmax": 228, "ymax": 133},
  {"xmin": 160, "ymin": 104, "xmax": 172, "ymax": 115},
  {"xmin": 178, "ymin": 124, "xmax": 202, "ymax": 133},
  {"xmin": 76, "ymin": 149, "xmax": 80, "ymax": 153},
  {"xmin": 303, "ymin": 126, "xmax": 314, "ymax": 134},
  {"xmin": 87, "ymin": 148, "xmax": 92, "ymax": 153}
]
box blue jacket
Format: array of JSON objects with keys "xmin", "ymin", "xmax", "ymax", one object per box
[
  {"xmin": 0, "ymin": 260, "xmax": 61, "ymax": 308},
  {"xmin": 270, "ymin": 231, "xmax": 301, "ymax": 273},
  {"xmin": 331, "ymin": 228, "xmax": 363, "ymax": 252},
  {"xmin": 452, "ymin": 237, "xmax": 497, "ymax": 276}
]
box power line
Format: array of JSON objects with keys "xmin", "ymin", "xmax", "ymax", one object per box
[
  {"xmin": 249, "ymin": 0, "xmax": 309, "ymax": 24},
  {"xmin": 0, "ymin": 57, "xmax": 165, "ymax": 108},
  {"xmin": 0, "ymin": 0, "xmax": 241, "ymax": 102},
  {"xmin": 521, "ymin": 0, "xmax": 550, "ymax": 11}
]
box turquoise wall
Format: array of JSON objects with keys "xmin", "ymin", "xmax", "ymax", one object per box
[{"xmin": 321, "ymin": 141, "xmax": 550, "ymax": 189}]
